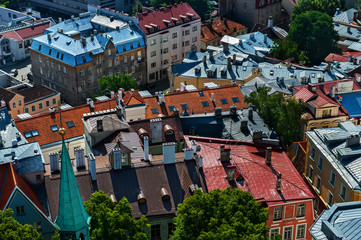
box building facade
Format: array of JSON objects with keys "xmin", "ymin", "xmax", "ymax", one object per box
[
  {"xmin": 137, "ymin": 3, "xmax": 201, "ymax": 83},
  {"xmin": 30, "ymin": 6, "xmax": 146, "ymax": 106}
]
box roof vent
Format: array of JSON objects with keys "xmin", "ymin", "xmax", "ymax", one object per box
[
  {"xmin": 110, "ymin": 16, "xmax": 114, "ymax": 22},
  {"xmin": 137, "ymin": 190, "xmax": 146, "ymax": 204},
  {"xmin": 346, "ymin": 134, "xmax": 360, "ymax": 148},
  {"xmin": 161, "ymin": 188, "xmax": 170, "ymax": 200},
  {"xmin": 57, "ymin": 27, "xmax": 63, "ymax": 33},
  {"xmin": 47, "ymin": 33, "xmax": 51, "ymax": 41},
  {"xmin": 16, "ymin": 132, "xmax": 21, "ymax": 141},
  {"xmin": 87, "ymin": 98, "xmax": 95, "ymax": 109},
  {"xmin": 12, "ymin": 139, "xmax": 18, "ymax": 148}
]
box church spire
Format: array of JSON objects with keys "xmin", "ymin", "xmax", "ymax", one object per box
[{"xmin": 55, "ymin": 111, "xmax": 90, "ymax": 240}]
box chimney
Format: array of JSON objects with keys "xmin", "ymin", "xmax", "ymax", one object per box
[
  {"xmin": 239, "ymin": 40, "xmax": 243, "ymax": 48},
  {"xmin": 49, "ymin": 152, "xmax": 60, "ymax": 173},
  {"xmin": 91, "ymin": 34, "xmax": 94, "ymax": 41},
  {"xmin": 264, "ymin": 33, "xmax": 268, "ymax": 44},
  {"xmin": 203, "ymin": 55, "xmax": 207, "ymax": 65},
  {"xmin": 250, "ymin": 33, "xmax": 255, "ymax": 40},
  {"xmin": 47, "ymin": 33, "xmax": 51, "ymax": 41},
  {"xmin": 173, "ymin": 107, "xmax": 179, "ymax": 116},
  {"xmin": 210, "ymin": 93, "xmax": 215, "ymax": 102},
  {"xmin": 240, "ymin": 120, "xmax": 248, "ymax": 131},
  {"xmin": 276, "ymin": 172, "xmax": 282, "ymax": 191},
  {"xmin": 227, "ymin": 57, "xmax": 232, "ymax": 69},
  {"xmin": 346, "ymin": 134, "xmax": 360, "ymax": 147},
  {"xmin": 347, "ymin": 26, "xmax": 352, "ymax": 34},
  {"xmin": 226, "ymin": 165, "xmax": 236, "ymax": 181},
  {"xmin": 252, "ymin": 131, "xmax": 263, "ymax": 143},
  {"xmin": 223, "ymin": 42, "xmax": 229, "ymax": 53},
  {"xmin": 265, "ymin": 147, "xmax": 272, "ymax": 165},
  {"xmin": 230, "ymin": 105, "xmax": 237, "ymax": 117},
  {"xmin": 232, "ymin": 54, "xmax": 236, "ymax": 64},
  {"xmin": 71, "ymin": 15, "xmax": 74, "ymax": 20},
  {"xmin": 267, "ymin": 16, "xmax": 273, "ymax": 28},
  {"xmin": 190, "ymin": 140, "xmax": 197, "ymax": 153},
  {"xmin": 354, "ymin": 57, "xmax": 357, "ymax": 65},
  {"xmin": 327, "ymin": 62, "xmax": 331, "ymax": 72},
  {"xmin": 111, "ymin": 148, "xmax": 122, "ymax": 169},
  {"xmin": 248, "ymin": 108, "xmax": 253, "ymax": 121},
  {"xmin": 330, "ymin": 85, "xmax": 336, "ymax": 98},
  {"xmin": 161, "ymin": 188, "xmax": 170, "ymax": 200},
  {"xmin": 215, "ymin": 107, "xmax": 222, "ymax": 118},
  {"xmin": 58, "ymin": 17, "xmax": 62, "ymax": 23},
  {"xmin": 81, "ymin": 37, "xmax": 87, "ymax": 47},
  {"xmin": 94, "ymin": 29, "xmax": 98, "ymax": 35},
  {"xmin": 143, "ymin": 136, "xmax": 150, "ymax": 161},
  {"xmin": 88, "ymin": 153, "xmax": 96, "ymax": 181},
  {"xmin": 163, "ymin": 142, "xmax": 176, "ymax": 164},
  {"xmin": 184, "ymin": 148, "xmax": 194, "ymax": 160},
  {"xmin": 150, "ymin": 118, "xmax": 162, "ymax": 143},
  {"xmin": 16, "ymin": 132, "xmax": 21, "ymax": 141},
  {"xmin": 209, "ymin": 50, "xmax": 214, "ymax": 61},
  {"xmin": 180, "ymin": 82, "xmax": 186, "ymax": 92},
  {"xmin": 12, "ymin": 139, "xmax": 18, "ymax": 147},
  {"xmin": 110, "ymin": 16, "xmax": 114, "ymax": 22},
  {"xmin": 198, "ymin": 155, "xmax": 203, "ymax": 168},
  {"xmin": 87, "ymin": 98, "xmax": 95, "ymax": 109},
  {"xmin": 287, "ymin": 59, "xmax": 291, "ymax": 69},
  {"xmin": 96, "ymin": 119, "xmax": 103, "ymax": 132},
  {"xmin": 74, "ymin": 148, "xmax": 85, "ymax": 169},
  {"xmin": 220, "ymin": 144, "xmax": 231, "ymax": 162}
]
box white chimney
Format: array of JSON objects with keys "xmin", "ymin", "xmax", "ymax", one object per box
[
  {"xmin": 87, "ymin": 98, "xmax": 95, "ymax": 109},
  {"xmin": 143, "ymin": 136, "xmax": 150, "ymax": 161},
  {"xmin": 0, "ymin": 100, "xmax": 5, "ymax": 107},
  {"xmin": 190, "ymin": 140, "xmax": 197, "ymax": 153},
  {"xmin": 163, "ymin": 142, "xmax": 176, "ymax": 164},
  {"xmin": 266, "ymin": 147, "xmax": 272, "ymax": 165},
  {"xmin": 88, "ymin": 153, "xmax": 96, "ymax": 181},
  {"xmin": 112, "ymin": 148, "xmax": 122, "ymax": 169},
  {"xmin": 180, "ymin": 82, "xmax": 186, "ymax": 92},
  {"xmin": 74, "ymin": 148, "xmax": 85, "ymax": 168},
  {"xmin": 330, "ymin": 85, "xmax": 336, "ymax": 98},
  {"xmin": 12, "ymin": 139, "xmax": 18, "ymax": 147},
  {"xmin": 110, "ymin": 91, "xmax": 115, "ymax": 98},
  {"xmin": 267, "ymin": 16, "xmax": 273, "ymax": 28},
  {"xmin": 184, "ymin": 148, "xmax": 194, "ymax": 160},
  {"xmin": 210, "ymin": 93, "xmax": 215, "ymax": 102},
  {"xmin": 198, "ymin": 155, "xmax": 203, "ymax": 168},
  {"xmin": 49, "ymin": 152, "xmax": 60, "ymax": 172}
]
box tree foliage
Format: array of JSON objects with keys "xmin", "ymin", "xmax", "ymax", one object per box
[
  {"xmin": 245, "ymin": 86, "xmax": 306, "ymax": 147},
  {"xmin": 98, "ymin": 74, "xmax": 137, "ymax": 94},
  {"xmin": 170, "ymin": 188, "xmax": 269, "ymax": 240},
  {"xmin": 293, "ymin": 0, "xmax": 341, "ymax": 18},
  {"xmin": 84, "ymin": 191, "xmax": 149, "ymax": 240},
  {"xmin": 0, "ymin": 208, "xmax": 42, "ymax": 240},
  {"xmin": 289, "ymin": 10, "xmax": 339, "ymax": 66},
  {"xmin": 269, "ymin": 39, "xmax": 309, "ymax": 65}
]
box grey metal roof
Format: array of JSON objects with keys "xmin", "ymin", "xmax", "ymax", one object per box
[
  {"xmin": 310, "ymin": 201, "xmax": 361, "ymax": 240},
  {"xmin": 333, "ymin": 8, "xmax": 357, "ymax": 24},
  {"xmin": 306, "ymin": 121, "xmax": 361, "ymax": 191}
]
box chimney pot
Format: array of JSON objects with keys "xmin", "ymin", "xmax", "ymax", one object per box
[{"xmin": 265, "ymin": 147, "xmax": 272, "ymax": 165}]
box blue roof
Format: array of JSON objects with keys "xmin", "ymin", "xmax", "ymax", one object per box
[
  {"xmin": 310, "ymin": 201, "xmax": 361, "ymax": 240},
  {"xmin": 338, "ymin": 91, "xmax": 361, "ymax": 118}
]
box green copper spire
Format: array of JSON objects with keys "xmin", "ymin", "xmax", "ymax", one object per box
[{"xmin": 55, "ymin": 126, "xmax": 91, "ymax": 240}]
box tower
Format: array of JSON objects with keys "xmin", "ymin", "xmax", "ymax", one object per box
[{"xmin": 55, "ymin": 125, "xmax": 91, "ymax": 240}]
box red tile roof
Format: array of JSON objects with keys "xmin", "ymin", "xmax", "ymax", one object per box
[
  {"xmin": 16, "ymin": 85, "xmax": 59, "ymax": 104},
  {"xmin": 325, "ymin": 52, "xmax": 361, "ymax": 63},
  {"xmin": 121, "ymin": 90, "xmax": 145, "ymax": 106},
  {"xmin": 184, "ymin": 136, "xmax": 314, "ymax": 205},
  {"xmin": 0, "ymin": 162, "xmax": 47, "ymax": 215},
  {"xmin": 15, "ymin": 22, "xmax": 51, "ymax": 40},
  {"xmin": 15, "ymin": 99, "xmax": 117, "ymax": 146},
  {"xmin": 142, "ymin": 85, "xmax": 248, "ymax": 119},
  {"xmin": 137, "ymin": 3, "xmax": 200, "ymax": 35},
  {"xmin": 0, "ymin": 31, "xmax": 22, "ymax": 42},
  {"xmin": 201, "ymin": 17, "xmax": 246, "ymax": 43}
]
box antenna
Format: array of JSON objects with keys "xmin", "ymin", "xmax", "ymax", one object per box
[{"xmin": 58, "ymin": 104, "xmax": 66, "ymax": 139}]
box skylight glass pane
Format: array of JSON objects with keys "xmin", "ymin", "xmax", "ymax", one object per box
[
  {"xmin": 181, "ymin": 104, "xmax": 189, "ymax": 110},
  {"xmin": 151, "ymin": 108, "xmax": 159, "ymax": 114},
  {"xmin": 232, "ymin": 97, "xmax": 239, "ymax": 103},
  {"xmin": 31, "ymin": 130, "xmax": 39, "ymax": 136},
  {"xmin": 221, "ymin": 98, "xmax": 228, "ymax": 104},
  {"xmin": 51, "ymin": 125, "xmax": 59, "ymax": 132},
  {"xmin": 168, "ymin": 106, "xmax": 175, "ymax": 111},
  {"xmin": 201, "ymin": 101, "xmax": 209, "ymax": 107},
  {"xmin": 199, "ymin": 91, "xmax": 204, "ymax": 96},
  {"xmin": 24, "ymin": 131, "xmax": 32, "ymax": 138},
  {"xmin": 66, "ymin": 121, "xmax": 75, "ymax": 128}
]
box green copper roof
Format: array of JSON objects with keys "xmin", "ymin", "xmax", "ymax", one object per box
[{"xmin": 55, "ymin": 140, "xmax": 90, "ymax": 236}]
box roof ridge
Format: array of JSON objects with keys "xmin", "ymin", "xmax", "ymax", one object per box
[{"xmin": 165, "ymin": 84, "xmax": 239, "ymax": 97}]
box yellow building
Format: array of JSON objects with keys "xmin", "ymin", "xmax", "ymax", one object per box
[{"xmin": 304, "ymin": 121, "xmax": 361, "ymax": 215}]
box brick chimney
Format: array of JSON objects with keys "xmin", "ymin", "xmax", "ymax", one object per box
[
  {"xmin": 265, "ymin": 147, "xmax": 272, "ymax": 165},
  {"xmin": 220, "ymin": 144, "xmax": 231, "ymax": 162}
]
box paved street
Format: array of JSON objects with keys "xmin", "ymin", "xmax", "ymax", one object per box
[{"xmin": 0, "ymin": 58, "xmax": 32, "ymax": 83}]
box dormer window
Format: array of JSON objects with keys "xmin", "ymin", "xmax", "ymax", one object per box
[
  {"xmin": 207, "ymin": 70, "xmax": 214, "ymax": 76},
  {"xmin": 195, "ymin": 67, "xmax": 201, "ymax": 73},
  {"xmin": 150, "ymin": 23, "xmax": 159, "ymax": 31},
  {"xmin": 187, "ymin": 13, "xmax": 195, "ymax": 20},
  {"xmin": 163, "ymin": 19, "xmax": 172, "ymax": 27},
  {"xmin": 145, "ymin": 25, "xmax": 153, "ymax": 33}
]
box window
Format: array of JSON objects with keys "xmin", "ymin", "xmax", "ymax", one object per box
[
  {"xmin": 181, "ymin": 104, "xmax": 189, "ymax": 110},
  {"xmin": 39, "ymin": 56, "xmax": 42, "ymax": 63},
  {"xmin": 151, "ymin": 62, "xmax": 156, "ymax": 68},
  {"xmin": 151, "ymin": 51, "xmax": 156, "ymax": 57},
  {"xmin": 168, "ymin": 106, "xmax": 175, "ymax": 111},
  {"xmin": 151, "ymin": 225, "xmax": 161, "ymax": 240},
  {"xmin": 329, "ymin": 171, "xmax": 336, "ymax": 187},
  {"xmin": 172, "ymin": 43, "xmax": 177, "ymax": 49},
  {"xmin": 63, "ymin": 66, "xmax": 67, "ymax": 74},
  {"xmin": 108, "ymin": 49, "xmax": 112, "ymax": 56},
  {"xmin": 163, "ymin": 59, "xmax": 169, "ymax": 65},
  {"xmin": 283, "ymin": 226, "xmax": 293, "ymax": 240},
  {"xmin": 172, "ymin": 55, "xmax": 177, "ymax": 62},
  {"xmin": 46, "ymin": 100, "xmax": 50, "ymax": 107},
  {"xmin": 322, "ymin": 109, "xmax": 332, "ymax": 117},
  {"xmin": 40, "ymin": 67, "xmax": 43, "ymax": 75},
  {"xmin": 81, "ymin": 81, "xmax": 85, "ymax": 89},
  {"xmin": 124, "ymin": 56, "xmax": 128, "ymax": 63},
  {"xmin": 192, "ymin": 36, "xmax": 197, "ymax": 42},
  {"xmin": 24, "ymin": 108, "xmax": 29, "ymax": 113},
  {"xmin": 51, "ymin": 125, "xmax": 59, "ymax": 132},
  {"xmin": 150, "ymin": 39, "xmax": 156, "ymax": 46},
  {"xmin": 327, "ymin": 191, "xmax": 333, "ymax": 207},
  {"xmin": 53, "ymin": 98, "xmax": 57, "ymax": 105},
  {"xmin": 232, "ymin": 97, "xmax": 239, "ymax": 103},
  {"xmin": 19, "ymin": 43, "xmax": 23, "ymax": 48},
  {"xmin": 314, "ymin": 198, "xmax": 319, "ymax": 212},
  {"xmin": 221, "ymin": 98, "xmax": 228, "ymax": 104},
  {"xmin": 163, "ymin": 48, "xmax": 169, "ymax": 54},
  {"xmin": 108, "ymin": 60, "xmax": 112, "ymax": 68},
  {"xmin": 163, "ymin": 36, "xmax": 168, "ymax": 42},
  {"xmin": 318, "ymin": 156, "xmax": 323, "ymax": 171},
  {"xmin": 273, "ymin": 206, "xmax": 282, "ymax": 220},
  {"xmin": 131, "ymin": 53, "xmax": 135, "ymax": 61},
  {"xmin": 296, "ymin": 203, "xmax": 305, "ymax": 217},
  {"xmin": 16, "ymin": 206, "xmax": 25, "ymax": 216},
  {"xmin": 38, "ymin": 103, "xmax": 43, "ymax": 110},
  {"xmin": 35, "ymin": 174, "xmax": 41, "ymax": 182},
  {"xmin": 124, "ymin": 68, "xmax": 128, "ymax": 74},
  {"xmin": 151, "ymin": 108, "xmax": 159, "ymax": 114},
  {"xmin": 88, "ymin": 67, "xmax": 92, "ymax": 75},
  {"xmin": 201, "ymin": 101, "xmax": 209, "ymax": 107},
  {"xmin": 310, "ymin": 147, "xmax": 315, "ymax": 161},
  {"xmin": 172, "ymin": 32, "xmax": 177, "ymax": 38},
  {"xmin": 269, "ymin": 228, "xmax": 280, "ymax": 239},
  {"xmin": 66, "ymin": 121, "xmax": 75, "ymax": 128},
  {"xmin": 192, "ymin": 26, "xmax": 197, "ymax": 32},
  {"xmin": 340, "ymin": 183, "xmax": 346, "ymax": 201},
  {"xmin": 308, "ymin": 166, "xmax": 314, "ymax": 182},
  {"xmin": 316, "ymin": 176, "xmax": 321, "ymax": 192},
  {"xmin": 184, "ymin": 30, "xmax": 190, "ymax": 35},
  {"xmin": 184, "ymin": 40, "xmax": 190, "ymax": 46},
  {"xmin": 31, "ymin": 105, "xmax": 36, "ymax": 112},
  {"xmin": 168, "ymin": 223, "xmax": 174, "ymax": 238},
  {"xmin": 296, "ymin": 224, "xmax": 306, "ymax": 239},
  {"xmin": 33, "ymin": 222, "xmax": 42, "ymax": 231},
  {"xmin": 12, "ymin": 102, "xmax": 16, "ymax": 108}
]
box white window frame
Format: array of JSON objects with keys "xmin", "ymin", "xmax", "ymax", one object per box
[
  {"xmin": 269, "ymin": 228, "xmax": 280, "ymax": 239},
  {"xmin": 296, "ymin": 224, "xmax": 306, "ymax": 239},
  {"xmin": 283, "ymin": 226, "xmax": 293, "ymax": 240},
  {"xmin": 273, "ymin": 206, "xmax": 283, "ymax": 221}
]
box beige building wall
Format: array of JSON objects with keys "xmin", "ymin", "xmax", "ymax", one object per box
[
  {"xmin": 24, "ymin": 93, "xmax": 60, "ymax": 115},
  {"xmin": 41, "ymin": 137, "xmax": 85, "ymax": 164},
  {"xmin": 8, "ymin": 94, "xmax": 24, "ymax": 118}
]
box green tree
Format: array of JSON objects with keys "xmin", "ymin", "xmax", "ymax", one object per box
[
  {"xmin": 245, "ymin": 86, "xmax": 306, "ymax": 147},
  {"xmin": 293, "ymin": 0, "xmax": 341, "ymax": 18},
  {"xmin": 130, "ymin": 1, "xmax": 144, "ymax": 15},
  {"xmin": 269, "ymin": 39, "xmax": 309, "ymax": 65},
  {"xmin": 97, "ymin": 74, "xmax": 137, "ymax": 94},
  {"xmin": 84, "ymin": 191, "xmax": 149, "ymax": 240},
  {"xmin": 170, "ymin": 188, "xmax": 269, "ymax": 240},
  {"xmin": 0, "ymin": 208, "xmax": 42, "ymax": 240},
  {"xmin": 289, "ymin": 10, "xmax": 339, "ymax": 66}
]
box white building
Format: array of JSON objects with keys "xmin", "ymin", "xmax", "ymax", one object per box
[{"xmin": 137, "ymin": 3, "xmax": 201, "ymax": 84}]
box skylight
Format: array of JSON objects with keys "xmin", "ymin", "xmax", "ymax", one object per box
[
  {"xmin": 31, "ymin": 130, "xmax": 39, "ymax": 136},
  {"xmin": 181, "ymin": 104, "xmax": 189, "ymax": 110},
  {"xmin": 168, "ymin": 106, "xmax": 175, "ymax": 111},
  {"xmin": 66, "ymin": 121, "xmax": 75, "ymax": 128},
  {"xmin": 220, "ymin": 99, "xmax": 228, "ymax": 104},
  {"xmin": 24, "ymin": 130, "xmax": 40, "ymax": 138},
  {"xmin": 151, "ymin": 108, "xmax": 159, "ymax": 114},
  {"xmin": 201, "ymin": 101, "xmax": 209, "ymax": 107},
  {"xmin": 199, "ymin": 91, "xmax": 204, "ymax": 97},
  {"xmin": 232, "ymin": 97, "xmax": 239, "ymax": 103},
  {"xmin": 51, "ymin": 125, "xmax": 59, "ymax": 132}
]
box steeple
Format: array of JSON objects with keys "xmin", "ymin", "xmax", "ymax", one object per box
[{"xmin": 55, "ymin": 119, "xmax": 90, "ymax": 240}]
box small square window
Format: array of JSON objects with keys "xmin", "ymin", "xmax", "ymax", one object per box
[
  {"xmin": 31, "ymin": 130, "xmax": 39, "ymax": 137},
  {"xmin": 168, "ymin": 106, "xmax": 175, "ymax": 112},
  {"xmin": 201, "ymin": 101, "xmax": 209, "ymax": 107},
  {"xmin": 50, "ymin": 125, "xmax": 58, "ymax": 132},
  {"xmin": 232, "ymin": 97, "xmax": 239, "ymax": 103},
  {"xmin": 24, "ymin": 131, "xmax": 32, "ymax": 138},
  {"xmin": 220, "ymin": 98, "xmax": 228, "ymax": 104},
  {"xmin": 151, "ymin": 108, "xmax": 159, "ymax": 114},
  {"xmin": 16, "ymin": 206, "xmax": 25, "ymax": 216},
  {"xmin": 199, "ymin": 91, "xmax": 204, "ymax": 96},
  {"xmin": 181, "ymin": 104, "xmax": 188, "ymax": 110},
  {"xmin": 66, "ymin": 121, "xmax": 75, "ymax": 128},
  {"xmin": 273, "ymin": 206, "xmax": 282, "ymax": 220}
]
